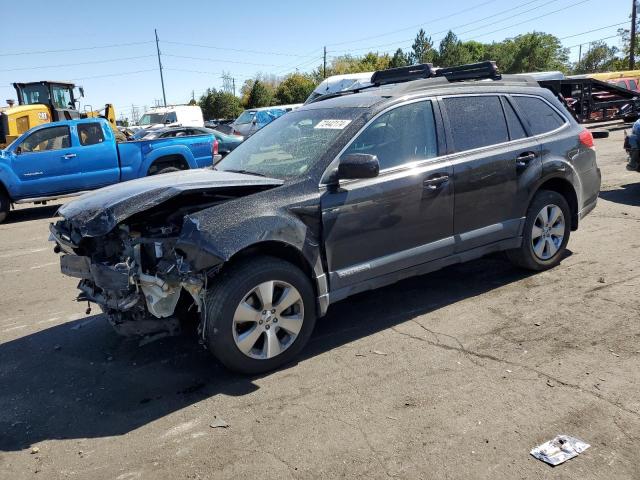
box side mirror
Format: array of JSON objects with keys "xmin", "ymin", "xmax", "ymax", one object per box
[
  {"xmin": 591, "ymin": 130, "xmax": 609, "ymax": 139},
  {"xmin": 337, "ymin": 153, "xmax": 379, "ymax": 180},
  {"xmin": 15, "ymin": 146, "xmax": 22, "ymax": 155}
]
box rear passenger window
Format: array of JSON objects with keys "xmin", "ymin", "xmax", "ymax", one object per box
[
  {"xmin": 512, "ymin": 96, "xmax": 566, "ymax": 136},
  {"xmin": 502, "ymin": 99, "xmax": 527, "ymax": 140},
  {"xmin": 443, "ymin": 96, "xmax": 509, "ymax": 152},
  {"xmin": 630, "ymin": 80, "xmax": 638, "ymax": 90},
  {"xmin": 343, "ymin": 100, "xmax": 438, "ymax": 170},
  {"xmin": 77, "ymin": 123, "xmax": 105, "ymax": 146}
]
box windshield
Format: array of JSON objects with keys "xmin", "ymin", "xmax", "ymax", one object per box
[
  {"xmin": 20, "ymin": 84, "xmax": 50, "ymax": 105},
  {"xmin": 138, "ymin": 112, "xmax": 178, "ymax": 125},
  {"xmin": 235, "ymin": 110, "xmax": 257, "ymax": 124},
  {"xmin": 217, "ymin": 107, "xmax": 363, "ymax": 180}
]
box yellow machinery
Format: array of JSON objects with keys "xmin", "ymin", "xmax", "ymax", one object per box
[
  {"xmin": 587, "ymin": 70, "xmax": 640, "ymax": 81},
  {"xmin": 0, "ymin": 81, "xmax": 120, "ymax": 147}
]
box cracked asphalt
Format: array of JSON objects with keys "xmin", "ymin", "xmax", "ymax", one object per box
[{"xmin": 1, "ymin": 128, "xmax": 639, "ymax": 479}]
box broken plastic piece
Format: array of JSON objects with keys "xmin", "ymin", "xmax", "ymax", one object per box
[{"xmin": 530, "ymin": 435, "xmax": 590, "ymax": 466}]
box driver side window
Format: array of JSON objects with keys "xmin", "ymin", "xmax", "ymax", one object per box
[
  {"xmin": 343, "ymin": 100, "xmax": 438, "ymax": 171},
  {"xmin": 20, "ymin": 126, "xmax": 71, "ymax": 153}
]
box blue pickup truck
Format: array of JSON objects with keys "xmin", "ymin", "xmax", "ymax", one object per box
[{"xmin": 0, "ymin": 118, "xmax": 219, "ymax": 222}]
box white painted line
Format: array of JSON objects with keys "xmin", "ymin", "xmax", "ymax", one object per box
[
  {"xmin": 2, "ymin": 324, "xmax": 27, "ymax": 333},
  {"xmin": 0, "ymin": 269, "xmax": 22, "ymax": 275},
  {"xmin": 0, "ymin": 247, "xmax": 48, "ymax": 259},
  {"xmin": 36, "ymin": 317, "xmax": 61, "ymax": 325},
  {"xmin": 30, "ymin": 262, "xmax": 58, "ymax": 270}
]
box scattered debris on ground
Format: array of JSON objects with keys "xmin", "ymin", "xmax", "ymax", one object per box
[{"xmin": 530, "ymin": 435, "xmax": 590, "ymax": 466}]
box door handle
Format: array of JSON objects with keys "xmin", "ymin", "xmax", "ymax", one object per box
[
  {"xmin": 423, "ymin": 175, "xmax": 449, "ymax": 190},
  {"xmin": 62, "ymin": 153, "xmax": 77, "ymax": 160},
  {"xmin": 516, "ymin": 152, "xmax": 536, "ymax": 170}
]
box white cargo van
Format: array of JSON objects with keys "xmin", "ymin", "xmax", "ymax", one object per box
[{"xmin": 132, "ymin": 105, "xmax": 204, "ymax": 130}]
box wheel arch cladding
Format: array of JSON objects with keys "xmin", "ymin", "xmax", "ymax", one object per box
[
  {"xmin": 175, "ymin": 197, "xmax": 323, "ymax": 280},
  {"xmin": 535, "ymin": 177, "xmax": 579, "ymax": 230},
  {"xmin": 148, "ymin": 154, "xmax": 189, "ymax": 174}
]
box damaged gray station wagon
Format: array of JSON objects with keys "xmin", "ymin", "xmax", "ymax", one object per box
[{"xmin": 51, "ymin": 62, "xmax": 601, "ymax": 374}]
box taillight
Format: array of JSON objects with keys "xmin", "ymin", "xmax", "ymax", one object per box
[
  {"xmin": 579, "ymin": 129, "xmax": 594, "ymax": 148},
  {"xmin": 212, "ymin": 138, "xmax": 219, "ymax": 156},
  {"xmin": 232, "ymin": 129, "xmax": 242, "ymax": 136}
]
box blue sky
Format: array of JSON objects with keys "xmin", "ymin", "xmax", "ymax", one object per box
[{"xmin": 0, "ymin": 0, "xmax": 629, "ymax": 121}]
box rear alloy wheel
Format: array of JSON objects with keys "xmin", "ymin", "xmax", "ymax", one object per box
[
  {"xmin": 531, "ymin": 204, "xmax": 566, "ymax": 260},
  {"xmin": 0, "ymin": 190, "xmax": 9, "ymax": 224},
  {"xmin": 204, "ymin": 256, "xmax": 316, "ymax": 374},
  {"xmin": 507, "ymin": 190, "xmax": 571, "ymax": 271}
]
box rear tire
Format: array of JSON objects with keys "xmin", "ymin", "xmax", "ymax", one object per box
[
  {"xmin": 204, "ymin": 256, "xmax": 316, "ymax": 375},
  {"xmin": 0, "ymin": 190, "xmax": 10, "ymax": 224},
  {"xmin": 507, "ymin": 190, "xmax": 571, "ymax": 271},
  {"xmin": 152, "ymin": 166, "xmax": 181, "ymax": 175}
]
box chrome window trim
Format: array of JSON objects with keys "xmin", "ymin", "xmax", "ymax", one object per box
[
  {"xmin": 318, "ymin": 91, "xmax": 570, "ymax": 190},
  {"xmin": 319, "ymin": 96, "xmax": 441, "ymax": 187}
]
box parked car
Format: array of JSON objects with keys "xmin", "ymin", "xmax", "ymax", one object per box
[
  {"xmin": 50, "ymin": 62, "xmax": 601, "ymax": 374},
  {"xmin": 624, "ymin": 118, "xmax": 640, "ymax": 170},
  {"xmin": 0, "ymin": 118, "xmax": 219, "ymax": 222},
  {"xmin": 231, "ymin": 104, "xmax": 301, "ymax": 137},
  {"xmin": 130, "ymin": 126, "xmax": 243, "ymax": 157},
  {"xmin": 609, "ymin": 77, "xmax": 640, "ymax": 92}
]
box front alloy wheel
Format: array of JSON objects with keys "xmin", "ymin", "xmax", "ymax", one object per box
[
  {"xmin": 233, "ymin": 280, "xmax": 304, "ymax": 359},
  {"xmin": 204, "ymin": 256, "xmax": 316, "ymax": 374}
]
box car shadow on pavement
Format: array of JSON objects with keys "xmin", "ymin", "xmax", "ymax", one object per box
[
  {"xmin": 599, "ymin": 182, "xmax": 640, "ymax": 207},
  {"xmin": 0, "ymin": 254, "xmax": 539, "ymax": 451},
  {"xmin": 4, "ymin": 205, "xmax": 61, "ymax": 225}
]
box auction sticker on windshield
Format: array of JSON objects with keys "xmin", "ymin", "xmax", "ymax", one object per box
[{"xmin": 315, "ymin": 119, "xmax": 352, "ymax": 129}]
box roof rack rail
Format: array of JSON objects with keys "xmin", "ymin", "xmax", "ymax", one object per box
[
  {"xmin": 434, "ymin": 61, "xmax": 501, "ymax": 82},
  {"xmin": 371, "ymin": 63, "xmax": 434, "ymax": 86}
]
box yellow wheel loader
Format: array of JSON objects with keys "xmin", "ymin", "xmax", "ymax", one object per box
[{"xmin": 0, "ymin": 81, "xmax": 122, "ymax": 147}]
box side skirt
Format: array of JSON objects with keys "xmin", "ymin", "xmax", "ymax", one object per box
[{"xmin": 326, "ymin": 236, "xmax": 522, "ymax": 306}]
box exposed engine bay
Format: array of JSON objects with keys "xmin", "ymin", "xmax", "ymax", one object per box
[{"xmin": 50, "ymin": 184, "xmax": 276, "ymax": 337}]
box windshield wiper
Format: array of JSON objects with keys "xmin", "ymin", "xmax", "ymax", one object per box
[{"xmin": 223, "ymin": 169, "xmax": 268, "ymax": 177}]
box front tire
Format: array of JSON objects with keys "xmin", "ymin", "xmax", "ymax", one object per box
[
  {"xmin": 507, "ymin": 190, "xmax": 571, "ymax": 271},
  {"xmin": 204, "ymin": 256, "xmax": 316, "ymax": 375},
  {"xmin": 0, "ymin": 190, "xmax": 10, "ymax": 223}
]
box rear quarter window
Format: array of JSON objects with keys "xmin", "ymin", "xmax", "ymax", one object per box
[
  {"xmin": 512, "ymin": 96, "xmax": 566, "ymax": 136},
  {"xmin": 443, "ymin": 96, "xmax": 509, "ymax": 152}
]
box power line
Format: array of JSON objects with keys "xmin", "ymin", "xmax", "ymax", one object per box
[
  {"xmin": 2, "ymin": 55, "xmax": 156, "ymax": 72},
  {"xmin": 326, "ymin": 0, "xmax": 501, "ymax": 47},
  {"xmin": 565, "ymin": 33, "xmax": 623, "ymax": 49},
  {"xmin": 466, "ymin": 0, "xmax": 592, "ymax": 40},
  {"xmin": 0, "ymin": 41, "xmax": 154, "ymax": 57},
  {"xmin": 163, "ymin": 54, "xmax": 286, "ymax": 68},
  {"xmin": 330, "ymin": 0, "xmax": 559, "ymax": 54},
  {"xmin": 161, "ymin": 40, "xmax": 317, "ymax": 58},
  {"xmin": 71, "ymin": 69, "xmax": 157, "ymax": 81},
  {"xmin": 558, "ymin": 22, "xmax": 629, "ymax": 40}
]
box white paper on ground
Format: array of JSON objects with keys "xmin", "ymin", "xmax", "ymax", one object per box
[{"xmin": 530, "ymin": 435, "xmax": 590, "ymax": 466}]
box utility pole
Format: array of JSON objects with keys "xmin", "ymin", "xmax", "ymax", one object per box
[
  {"xmin": 155, "ymin": 29, "xmax": 167, "ymax": 107},
  {"xmin": 323, "ymin": 46, "xmax": 327, "ymax": 79},
  {"xmin": 232, "ymin": 78, "xmax": 236, "ymax": 97},
  {"xmin": 578, "ymin": 44, "xmax": 582, "ymax": 64},
  {"xmin": 631, "ymin": 0, "xmax": 637, "ymax": 69}
]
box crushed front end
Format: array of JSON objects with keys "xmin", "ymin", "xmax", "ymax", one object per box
[{"xmin": 50, "ymin": 215, "xmax": 207, "ymax": 337}]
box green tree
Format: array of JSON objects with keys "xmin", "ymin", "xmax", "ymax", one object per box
[
  {"xmin": 389, "ymin": 48, "xmax": 411, "ymax": 68},
  {"xmin": 275, "ymin": 73, "xmax": 316, "ymax": 104},
  {"xmin": 508, "ymin": 32, "xmax": 569, "ymax": 73},
  {"xmin": 246, "ymin": 80, "xmax": 274, "ymax": 108},
  {"xmin": 573, "ymin": 41, "xmax": 622, "ymax": 73},
  {"xmin": 198, "ymin": 89, "xmax": 243, "ymax": 120},
  {"xmin": 411, "ymin": 29, "xmax": 437, "ymax": 64},
  {"xmin": 437, "ymin": 31, "xmax": 471, "ymax": 67}
]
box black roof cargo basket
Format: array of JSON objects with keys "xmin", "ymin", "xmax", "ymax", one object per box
[
  {"xmin": 371, "ymin": 63, "xmax": 435, "ymax": 86},
  {"xmin": 435, "ymin": 61, "xmax": 501, "ymax": 82}
]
